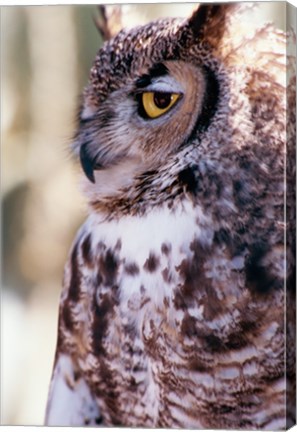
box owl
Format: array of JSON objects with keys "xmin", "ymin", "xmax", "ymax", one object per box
[{"xmin": 45, "ymin": 3, "xmax": 296, "ymax": 429}]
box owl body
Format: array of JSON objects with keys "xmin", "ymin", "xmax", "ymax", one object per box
[
  {"xmin": 47, "ymin": 203, "xmax": 286, "ymax": 429},
  {"xmin": 46, "ymin": 4, "xmax": 296, "ymax": 429}
]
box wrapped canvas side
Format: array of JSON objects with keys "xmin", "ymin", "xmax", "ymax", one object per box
[{"xmin": 286, "ymin": 2, "xmax": 297, "ymax": 429}]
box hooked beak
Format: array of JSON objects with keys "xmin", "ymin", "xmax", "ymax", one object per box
[{"xmin": 79, "ymin": 143, "xmax": 100, "ymax": 183}]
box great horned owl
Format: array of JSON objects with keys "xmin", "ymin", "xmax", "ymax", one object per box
[{"xmin": 45, "ymin": 3, "xmax": 296, "ymax": 429}]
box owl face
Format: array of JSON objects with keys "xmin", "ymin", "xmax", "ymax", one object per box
[
  {"xmin": 79, "ymin": 60, "xmax": 207, "ymax": 179},
  {"xmin": 73, "ymin": 8, "xmax": 230, "ymax": 198}
]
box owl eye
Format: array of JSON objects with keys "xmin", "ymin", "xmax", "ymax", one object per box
[{"xmin": 140, "ymin": 92, "xmax": 180, "ymax": 119}]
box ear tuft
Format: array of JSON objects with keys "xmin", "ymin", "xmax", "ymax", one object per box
[
  {"xmin": 94, "ymin": 5, "xmax": 123, "ymax": 41},
  {"xmin": 188, "ymin": 3, "xmax": 236, "ymax": 47}
]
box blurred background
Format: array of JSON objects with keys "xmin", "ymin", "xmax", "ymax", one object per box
[{"xmin": 1, "ymin": 2, "xmax": 286, "ymax": 425}]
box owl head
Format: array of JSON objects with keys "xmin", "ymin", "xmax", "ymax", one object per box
[{"xmin": 73, "ymin": 4, "xmax": 286, "ymax": 218}]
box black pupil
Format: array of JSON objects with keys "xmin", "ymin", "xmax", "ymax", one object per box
[{"xmin": 153, "ymin": 92, "xmax": 172, "ymax": 109}]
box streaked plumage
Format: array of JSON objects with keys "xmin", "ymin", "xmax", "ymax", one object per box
[{"xmin": 45, "ymin": 4, "xmax": 296, "ymax": 429}]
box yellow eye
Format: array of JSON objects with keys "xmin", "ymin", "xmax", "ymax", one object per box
[{"xmin": 141, "ymin": 92, "xmax": 180, "ymax": 119}]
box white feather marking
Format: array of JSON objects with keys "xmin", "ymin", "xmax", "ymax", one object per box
[
  {"xmin": 217, "ymin": 366, "xmax": 240, "ymax": 380},
  {"xmin": 89, "ymin": 201, "xmax": 213, "ymax": 309},
  {"xmin": 45, "ymin": 354, "xmax": 100, "ymax": 426},
  {"xmin": 81, "ymin": 104, "xmax": 96, "ymax": 121},
  {"xmin": 219, "ymin": 345, "xmax": 259, "ymax": 364},
  {"xmin": 82, "ymin": 157, "xmax": 143, "ymax": 198},
  {"xmin": 242, "ymin": 361, "xmax": 258, "ymax": 376},
  {"xmin": 264, "ymin": 418, "xmax": 286, "ymax": 430},
  {"xmin": 144, "ymin": 359, "xmax": 160, "ymax": 425},
  {"xmin": 146, "ymin": 75, "xmax": 185, "ymax": 94}
]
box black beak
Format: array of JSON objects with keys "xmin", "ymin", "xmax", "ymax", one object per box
[{"xmin": 80, "ymin": 143, "xmax": 97, "ymax": 183}]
